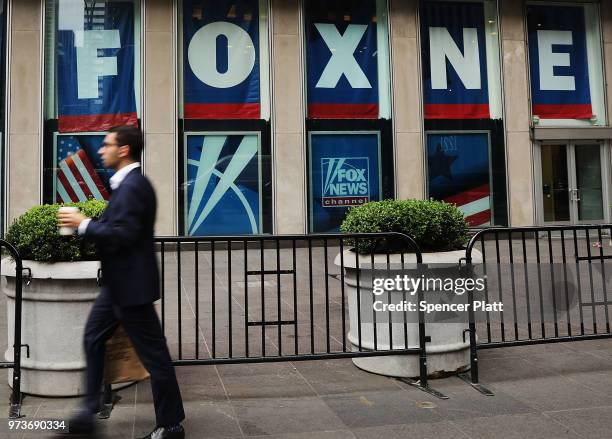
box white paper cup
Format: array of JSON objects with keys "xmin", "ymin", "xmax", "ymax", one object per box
[{"xmin": 58, "ymin": 206, "xmax": 80, "ymax": 236}]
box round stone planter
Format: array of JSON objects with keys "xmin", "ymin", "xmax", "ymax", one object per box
[
  {"xmin": 2, "ymin": 258, "xmax": 100, "ymax": 397},
  {"xmin": 335, "ymin": 249, "xmax": 482, "ymax": 378}
]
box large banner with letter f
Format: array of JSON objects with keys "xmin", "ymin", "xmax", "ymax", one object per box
[{"xmin": 57, "ymin": 1, "xmax": 138, "ymax": 133}]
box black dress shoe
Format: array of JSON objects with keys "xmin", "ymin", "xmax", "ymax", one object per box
[{"xmin": 138, "ymin": 426, "xmax": 185, "ymax": 439}]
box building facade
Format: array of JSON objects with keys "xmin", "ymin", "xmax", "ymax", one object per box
[{"xmin": 2, "ymin": 0, "xmax": 612, "ymax": 236}]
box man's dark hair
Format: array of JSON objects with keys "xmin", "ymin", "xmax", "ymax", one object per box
[{"xmin": 109, "ymin": 126, "xmax": 143, "ymax": 161}]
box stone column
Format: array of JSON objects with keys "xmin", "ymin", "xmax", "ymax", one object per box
[
  {"xmin": 270, "ymin": 0, "xmax": 306, "ymax": 233},
  {"xmin": 8, "ymin": 0, "xmax": 43, "ymax": 224},
  {"xmin": 500, "ymin": 0, "xmax": 535, "ymax": 226},
  {"xmin": 389, "ymin": 0, "xmax": 424, "ymax": 200},
  {"xmin": 143, "ymin": 0, "xmax": 176, "ymax": 235}
]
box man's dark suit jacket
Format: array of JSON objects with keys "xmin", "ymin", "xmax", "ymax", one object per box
[{"xmin": 84, "ymin": 168, "xmax": 160, "ymax": 307}]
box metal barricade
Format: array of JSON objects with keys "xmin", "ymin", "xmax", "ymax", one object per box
[
  {"xmin": 153, "ymin": 232, "xmax": 442, "ymax": 395},
  {"xmin": 0, "ymin": 240, "xmax": 25, "ymax": 418},
  {"xmin": 463, "ymin": 224, "xmax": 612, "ymax": 394}
]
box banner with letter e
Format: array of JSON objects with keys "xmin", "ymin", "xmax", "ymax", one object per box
[{"xmin": 527, "ymin": 5, "xmax": 592, "ymax": 119}]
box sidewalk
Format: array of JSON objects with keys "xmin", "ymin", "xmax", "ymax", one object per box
[{"xmin": 2, "ymin": 338, "xmax": 612, "ymax": 438}]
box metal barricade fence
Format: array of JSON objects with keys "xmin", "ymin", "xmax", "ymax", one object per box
[
  {"xmin": 153, "ymin": 232, "xmax": 441, "ymax": 393},
  {"xmin": 464, "ymin": 224, "xmax": 612, "ymax": 393},
  {"xmin": 0, "ymin": 240, "xmax": 25, "ymax": 418}
]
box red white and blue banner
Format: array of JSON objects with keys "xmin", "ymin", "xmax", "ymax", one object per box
[
  {"xmin": 183, "ymin": 0, "xmax": 261, "ymax": 119},
  {"xmin": 527, "ymin": 5, "xmax": 592, "ymax": 120},
  {"xmin": 421, "ymin": 1, "xmax": 490, "ymax": 120},
  {"xmin": 309, "ymin": 132, "xmax": 382, "ymax": 233},
  {"xmin": 57, "ymin": 1, "xmax": 138, "ymax": 133},
  {"xmin": 54, "ymin": 134, "xmax": 113, "ymax": 203},
  {"xmin": 305, "ymin": 1, "xmax": 378, "ymax": 119},
  {"xmin": 427, "ymin": 132, "xmax": 491, "ymax": 227}
]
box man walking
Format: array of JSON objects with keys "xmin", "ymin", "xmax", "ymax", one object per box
[{"xmin": 58, "ymin": 126, "xmax": 185, "ymax": 439}]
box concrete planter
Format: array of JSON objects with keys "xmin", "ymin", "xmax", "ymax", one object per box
[
  {"xmin": 335, "ymin": 249, "xmax": 482, "ymax": 378},
  {"xmin": 2, "ymin": 258, "xmax": 100, "ymax": 396}
]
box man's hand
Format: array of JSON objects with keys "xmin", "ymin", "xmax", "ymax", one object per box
[{"xmin": 57, "ymin": 211, "xmax": 88, "ymax": 228}]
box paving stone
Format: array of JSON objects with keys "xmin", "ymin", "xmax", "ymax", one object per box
[
  {"xmin": 522, "ymin": 351, "xmax": 612, "ymax": 375},
  {"xmin": 179, "ymin": 401, "xmax": 243, "ymax": 438},
  {"xmin": 221, "ymin": 371, "xmax": 316, "ymax": 399},
  {"xmin": 292, "ymin": 359, "xmax": 401, "ymax": 395},
  {"xmin": 493, "ymin": 375, "xmax": 612, "ymax": 412},
  {"xmin": 322, "ymin": 391, "xmax": 444, "ymax": 428},
  {"xmin": 232, "ymin": 397, "xmax": 346, "ymax": 436},
  {"xmin": 422, "ymin": 379, "xmax": 534, "ymax": 421},
  {"xmin": 246, "ymin": 431, "xmax": 356, "ymax": 439},
  {"xmin": 544, "ymin": 406, "xmax": 612, "ymax": 439},
  {"xmin": 452, "ymin": 413, "xmax": 584, "ymax": 439},
  {"xmin": 476, "ymin": 356, "xmax": 551, "ymax": 382},
  {"xmin": 352, "ymin": 421, "xmax": 469, "ymax": 439}
]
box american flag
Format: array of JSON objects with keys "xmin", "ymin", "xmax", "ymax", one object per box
[
  {"xmin": 56, "ymin": 139, "xmax": 110, "ymax": 203},
  {"xmin": 444, "ymin": 184, "xmax": 491, "ymax": 227}
]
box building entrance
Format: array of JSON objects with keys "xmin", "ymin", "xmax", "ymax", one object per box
[{"xmin": 537, "ymin": 142, "xmax": 610, "ymax": 224}]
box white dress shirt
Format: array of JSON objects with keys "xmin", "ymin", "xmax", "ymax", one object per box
[{"xmin": 78, "ymin": 162, "xmax": 141, "ymax": 234}]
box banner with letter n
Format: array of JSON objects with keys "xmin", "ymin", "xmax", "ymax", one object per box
[
  {"xmin": 54, "ymin": 134, "xmax": 113, "ymax": 203},
  {"xmin": 426, "ymin": 132, "xmax": 491, "ymax": 227},
  {"xmin": 309, "ymin": 132, "xmax": 382, "ymax": 233},
  {"xmin": 183, "ymin": 0, "xmax": 261, "ymax": 119},
  {"xmin": 421, "ymin": 1, "xmax": 489, "ymax": 119},
  {"xmin": 527, "ymin": 5, "xmax": 592, "ymax": 120},
  {"xmin": 305, "ymin": 0, "xmax": 379, "ymax": 119},
  {"xmin": 185, "ymin": 133, "xmax": 261, "ymax": 235},
  {"xmin": 57, "ymin": 1, "xmax": 138, "ymax": 133}
]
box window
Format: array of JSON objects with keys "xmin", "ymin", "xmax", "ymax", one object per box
[
  {"xmin": 43, "ymin": 0, "xmax": 141, "ymax": 204},
  {"xmin": 420, "ymin": 0, "xmax": 507, "ymax": 227},
  {"xmin": 179, "ymin": 0, "xmax": 272, "ymax": 235},
  {"xmin": 304, "ymin": 0, "xmax": 394, "ymax": 233}
]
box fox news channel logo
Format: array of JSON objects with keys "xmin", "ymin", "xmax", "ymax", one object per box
[{"xmin": 321, "ymin": 157, "xmax": 370, "ymax": 208}]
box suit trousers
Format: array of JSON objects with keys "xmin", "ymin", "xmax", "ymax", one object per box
[{"xmin": 83, "ymin": 288, "xmax": 185, "ymax": 427}]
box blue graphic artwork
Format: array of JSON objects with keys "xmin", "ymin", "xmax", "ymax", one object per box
[
  {"xmin": 427, "ymin": 132, "xmax": 491, "ymax": 226},
  {"xmin": 186, "ymin": 134, "xmax": 261, "ymax": 235},
  {"xmin": 309, "ymin": 132, "xmax": 381, "ymax": 233}
]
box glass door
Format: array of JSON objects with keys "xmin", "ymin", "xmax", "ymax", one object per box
[
  {"xmin": 540, "ymin": 144, "xmax": 571, "ymax": 223},
  {"xmin": 573, "ymin": 144, "xmax": 605, "ymax": 222},
  {"xmin": 538, "ymin": 142, "xmax": 608, "ymax": 224}
]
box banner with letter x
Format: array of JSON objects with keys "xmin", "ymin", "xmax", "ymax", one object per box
[{"xmin": 305, "ymin": 0, "xmax": 379, "ymax": 119}]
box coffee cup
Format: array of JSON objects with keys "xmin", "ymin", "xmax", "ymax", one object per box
[{"xmin": 58, "ymin": 206, "xmax": 80, "ymax": 236}]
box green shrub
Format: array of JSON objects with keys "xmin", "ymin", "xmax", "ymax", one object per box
[
  {"xmin": 340, "ymin": 199, "xmax": 469, "ymax": 253},
  {"xmin": 5, "ymin": 200, "xmax": 107, "ymax": 262}
]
